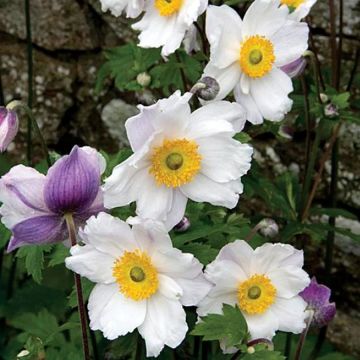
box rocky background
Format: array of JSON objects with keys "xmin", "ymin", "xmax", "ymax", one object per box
[{"xmin": 0, "ymin": 0, "xmax": 359, "ymax": 357}]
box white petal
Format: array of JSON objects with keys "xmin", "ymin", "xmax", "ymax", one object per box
[
  {"xmin": 79, "ymin": 212, "xmax": 136, "ymax": 256},
  {"xmin": 244, "ymin": 310, "xmax": 279, "ymax": 340},
  {"xmin": 267, "ymin": 265, "xmax": 310, "ymax": 298},
  {"xmin": 242, "ymin": 0, "xmax": 288, "ymax": 38},
  {"xmin": 100, "ymin": 0, "xmax": 144, "ymax": 18},
  {"xmin": 197, "ymin": 290, "xmax": 238, "ymax": 317},
  {"xmin": 0, "ymin": 165, "xmax": 48, "ymax": 229},
  {"xmin": 203, "ymin": 62, "xmax": 241, "ymax": 101},
  {"xmin": 164, "ymin": 190, "xmax": 188, "ymax": 231},
  {"xmin": 250, "ymin": 67, "xmax": 293, "ymax": 122},
  {"xmin": 65, "ymin": 244, "xmax": 115, "ymax": 284},
  {"xmin": 206, "ymin": 5, "xmax": 242, "ymax": 69},
  {"xmin": 138, "ymin": 292, "xmax": 187, "ymax": 357},
  {"xmin": 215, "ymin": 240, "xmax": 254, "ymax": 278},
  {"xmin": 234, "ymin": 83, "xmax": 263, "ymax": 125},
  {"xmin": 189, "ymin": 100, "xmax": 247, "ymax": 136},
  {"xmin": 158, "ymin": 274, "xmax": 183, "ymax": 300},
  {"xmin": 272, "ymin": 21, "xmax": 309, "ymax": 67},
  {"xmin": 289, "ymin": 0, "xmax": 317, "ymax": 21},
  {"xmin": 88, "ymin": 283, "xmax": 146, "ymax": 340},
  {"xmin": 197, "ymin": 135, "xmax": 253, "ymax": 183},
  {"xmin": 181, "ymin": 173, "xmax": 240, "ymax": 209},
  {"xmin": 270, "ymin": 296, "xmax": 307, "ymax": 333},
  {"xmin": 240, "ymin": 73, "xmax": 251, "ymax": 95}
]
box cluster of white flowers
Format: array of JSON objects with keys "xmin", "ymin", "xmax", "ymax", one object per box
[{"xmin": 64, "ymin": 0, "xmax": 318, "ymax": 357}]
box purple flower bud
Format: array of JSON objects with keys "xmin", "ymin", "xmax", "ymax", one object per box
[
  {"xmin": 324, "ymin": 103, "xmax": 339, "ymax": 118},
  {"xmin": 0, "ymin": 107, "xmax": 19, "ymax": 152},
  {"xmin": 192, "ymin": 77, "xmax": 220, "ymax": 101},
  {"xmin": 258, "ymin": 218, "xmax": 279, "ymax": 238},
  {"xmin": 174, "ymin": 216, "xmax": 191, "ymax": 232},
  {"xmin": 300, "ymin": 277, "xmax": 336, "ymax": 327},
  {"xmin": 281, "ymin": 57, "xmax": 307, "ymax": 78}
]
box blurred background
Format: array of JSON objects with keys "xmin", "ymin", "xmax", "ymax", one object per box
[{"xmin": 0, "ymin": 0, "xmax": 359, "ymax": 357}]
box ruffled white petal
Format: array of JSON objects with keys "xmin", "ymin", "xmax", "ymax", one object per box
[
  {"xmin": 180, "ymin": 173, "xmax": 241, "ymax": 208},
  {"xmin": 270, "ymin": 296, "xmax": 307, "ymax": 333},
  {"xmin": 164, "ymin": 190, "xmax": 188, "ymax": 231},
  {"xmin": 65, "ymin": 244, "xmax": 115, "ymax": 284},
  {"xmin": 205, "ymin": 5, "xmax": 242, "ymax": 69},
  {"xmin": 244, "ymin": 310, "xmax": 279, "ymax": 340},
  {"xmin": 242, "ymin": 0, "xmax": 288, "ymax": 38},
  {"xmin": 272, "ymin": 20, "xmax": 309, "ymax": 67},
  {"xmin": 288, "ymin": 0, "xmax": 317, "ymax": 21},
  {"xmin": 100, "ymin": 0, "xmax": 145, "ymax": 18},
  {"xmin": 88, "ymin": 283, "xmax": 146, "ymax": 340},
  {"xmin": 175, "ymin": 273, "xmax": 211, "ymax": 306},
  {"xmin": 197, "ymin": 136, "xmax": 253, "ymax": 183},
  {"xmin": 79, "ymin": 212, "xmax": 136, "ymax": 256},
  {"xmin": 158, "ymin": 274, "xmax": 184, "ymax": 300},
  {"xmin": 138, "ymin": 292, "xmax": 188, "ymax": 357},
  {"xmin": 197, "ymin": 290, "xmax": 237, "ymax": 317},
  {"xmin": 0, "ymin": 165, "xmax": 48, "ymax": 229}
]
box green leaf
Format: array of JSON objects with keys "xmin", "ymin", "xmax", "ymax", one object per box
[
  {"xmin": 180, "ymin": 243, "xmax": 218, "ymax": 265},
  {"xmin": 234, "ymin": 132, "xmax": 252, "ymax": 143},
  {"xmin": 330, "ymin": 92, "xmax": 350, "ymax": 109},
  {"xmin": 191, "ymin": 304, "xmax": 248, "ymax": 348},
  {"xmin": 241, "ymin": 349, "xmax": 285, "ymax": 359},
  {"xmin": 68, "ymin": 278, "xmax": 94, "ymax": 308},
  {"xmin": 48, "ymin": 244, "xmax": 70, "ymax": 267},
  {"xmin": 0, "ymin": 222, "xmax": 11, "ymax": 250},
  {"xmin": 16, "ymin": 245, "xmax": 53, "ymax": 284}
]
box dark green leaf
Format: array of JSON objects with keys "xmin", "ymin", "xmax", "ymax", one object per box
[{"xmin": 180, "ymin": 243, "xmax": 218, "ymax": 265}]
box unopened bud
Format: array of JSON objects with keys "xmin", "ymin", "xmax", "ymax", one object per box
[
  {"xmin": 174, "ymin": 216, "xmax": 191, "ymax": 232},
  {"xmin": 247, "ymin": 346, "xmax": 255, "ymax": 354},
  {"xmin": 324, "ymin": 103, "xmax": 339, "ymax": 118},
  {"xmin": 281, "ymin": 57, "xmax": 307, "ymax": 78},
  {"xmin": 247, "ymin": 338, "xmax": 274, "ymax": 351},
  {"xmin": 0, "ymin": 106, "xmax": 19, "ymax": 152},
  {"xmin": 17, "ymin": 350, "xmax": 30, "ymax": 358},
  {"xmin": 259, "ymin": 218, "xmax": 279, "ymax": 238},
  {"xmin": 136, "ymin": 72, "xmax": 151, "ymax": 87},
  {"xmin": 278, "ymin": 124, "xmax": 294, "ymax": 140},
  {"xmin": 191, "ymin": 77, "xmax": 220, "ymax": 101},
  {"xmin": 320, "ymin": 93, "xmax": 329, "ymax": 103}
]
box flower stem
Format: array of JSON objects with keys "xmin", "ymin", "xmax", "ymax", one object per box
[
  {"xmin": 24, "ymin": 0, "xmax": 33, "ymax": 166},
  {"xmin": 7, "ymin": 101, "xmax": 52, "ymax": 168},
  {"xmin": 65, "ymin": 214, "xmax": 90, "ymax": 360},
  {"xmin": 294, "ymin": 310, "xmax": 314, "ymax": 360}
]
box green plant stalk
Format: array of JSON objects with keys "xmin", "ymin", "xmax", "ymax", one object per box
[
  {"xmin": 65, "ymin": 214, "xmax": 91, "ymax": 360},
  {"xmin": 25, "ymin": 0, "xmax": 33, "ymax": 166},
  {"xmin": 7, "ymin": 101, "xmax": 52, "ymax": 168},
  {"xmin": 294, "ymin": 311, "xmax": 314, "ymax": 360}
]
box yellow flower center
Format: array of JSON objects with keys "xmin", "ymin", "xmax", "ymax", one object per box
[
  {"xmin": 149, "ymin": 138, "xmax": 202, "ymax": 188},
  {"xmin": 113, "ymin": 250, "xmax": 158, "ymax": 301},
  {"xmin": 154, "ymin": 0, "xmax": 183, "ymax": 16},
  {"xmin": 237, "ymin": 274, "xmax": 276, "ymax": 314},
  {"xmin": 280, "ymin": 0, "xmax": 305, "ymax": 9},
  {"xmin": 239, "ymin": 36, "xmax": 275, "ymax": 78}
]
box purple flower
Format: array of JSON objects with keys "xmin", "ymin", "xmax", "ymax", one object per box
[
  {"xmin": 281, "ymin": 57, "xmax": 307, "ymax": 79},
  {"xmin": 0, "ymin": 107, "xmax": 19, "ymax": 152},
  {"xmin": 300, "ymin": 277, "xmax": 336, "ymax": 327},
  {"xmin": 0, "ymin": 146, "xmax": 106, "ymax": 252}
]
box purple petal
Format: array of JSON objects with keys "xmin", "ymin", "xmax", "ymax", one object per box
[
  {"xmin": 7, "ymin": 215, "xmax": 66, "ymax": 252},
  {"xmin": 0, "ymin": 107, "xmax": 19, "ymax": 152},
  {"xmin": 280, "ymin": 57, "xmax": 307, "ymax": 79},
  {"xmin": 314, "ymin": 302, "xmax": 336, "ymax": 327},
  {"xmin": 44, "ymin": 146, "xmax": 101, "ymax": 214},
  {"xmin": 74, "ymin": 189, "xmax": 106, "ymax": 224},
  {"xmin": 300, "ymin": 277, "xmax": 331, "ymax": 307}
]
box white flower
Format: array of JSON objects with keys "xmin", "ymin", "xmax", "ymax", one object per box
[
  {"xmin": 99, "ymin": 0, "xmax": 145, "ymax": 18},
  {"xmin": 203, "ymin": 1, "xmax": 309, "ymax": 124},
  {"xmin": 65, "ymin": 213, "xmax": 211, "ymax": 357},
  {"xmin": 132, "ymin": 0, "xmax": 208, "ymax": 56},
  {"xmin": 103, "ymin": 91, "xmax": 252, "ymax": 230},
  {"xmin": 197, "ymin": 240, "xmax": 310, "ymax": 345},
  {"xmin": 280, "ymin": 0, "xmax": 317, "ymax": 21}
]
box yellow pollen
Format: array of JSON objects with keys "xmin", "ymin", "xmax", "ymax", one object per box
[
  {"xmin": 113, "ymin": 250, "xmax": 158, "ymax": 301},
  {"xmin": 239, "ymin": 35, "xmax": 275, "ymax": 78},
  {"xmin": 280, "ymin": 0, "xmax": 305, "ymax": 9},
  {"xmin": 237, "ymin": 274, "xmax": 276, "ymax": 315},
  {"xmin": 155, "ymin": 0, "xmax": 183, "ymax": 16},
  {"xmin": 149, "ymin": 138, "xmax": 201, "ymax": 188}
]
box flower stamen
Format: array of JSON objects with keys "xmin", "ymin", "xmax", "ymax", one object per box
[{"xmin": 154, "ymin": 0, "xmax": 183, "ymax": 16}]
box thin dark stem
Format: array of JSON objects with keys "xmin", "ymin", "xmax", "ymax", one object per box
[
  {"xmin": 346, "ymin": 46, "xmax": 360, "ymax": 91},
  {"xmin": 25, "ymin": 0, "xmax": 33, "ymax": 165},
  {"xmin": 328, "ymin": 0, "xmax": 338, "ymax": 88},
  {"xmin": 0, "ymin": 64, "xmax": 4, "ymax": 106},
  {"xmin": 65, "ymin": 214, "xmax": 90, "ymax": 360},
  {"xmin": 194, "ymin": 21, "xmax": 208, "ymax": 56},
  {"xmin": 309, "ymin": 33, "xmax": 325, "ymax": 91},
  {"xmin": 295, "ymin": 311, "xmax": 314, "ymax": 360},
  {"xmin": 335, "ymin": 0, "xmax": 343, "ymax": 89},
  {"xmin": 300, "ymin": 76, "xmax": 311, "ymax": 174},
  {"xmin": 284, "ymin": 333, "xmax": 293, "ymax": 359},
  {"xmin": 175, "ymin": 52, "xmax": 188, "ymax": 92}
]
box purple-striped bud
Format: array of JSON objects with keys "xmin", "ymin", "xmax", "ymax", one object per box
[
  {"xmin": 300, "ymin": 277, "xmax": 336, "ymax": 327},
  {"xmin": 174, "ymin": 216, "xmax": 191, "ymax": 232},
  {"xmin": 281, "ymin": 57, "xmax": 307, "ymax": 78},
  {"xmin": 0, "ymin": 107, "xmax": 19, "ymax": 152}
]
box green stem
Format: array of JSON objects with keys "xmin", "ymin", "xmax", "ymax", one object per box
[
  {"xmin": 295, "ymin": 311, "xmax": 314, "ymax": 360},
  {"xmin": 65, "ymin": 214, "xmax": 90, "ymax": 360},
  {"xmin": 7, "ymin": 101, "xmax": 51, "ymax": 168},
  {"xmin": 24, "ymin": 0, "xmax": 33, "ymax": 165}
]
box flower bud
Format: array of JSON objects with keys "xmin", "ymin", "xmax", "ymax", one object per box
[
  {"xmin": 17, "ymin": 350, "xmax": 30, "ymax": 358},
  {"xmin": 320, "ymin": 93, "xmax": 329, "ymax": 103},
  {"xmin": 0, "ymin": 107, "xmax": 19, "ymax": 152},
  {"xmin": 174, "ymin": 216, "xmax": 191, "ymax": 232},
  {"xmin": 247, "ymin": 338, "xmax": 274, "ymax": 351},
  {"xmin": 324, "ymin": 103, "xmax": 339, "ymax": 118},
  {"xmin": 278, "ymin": 124, "xmax": 294, "ymax": 140},
  {"xmin": 280, "ymin": 57, "xmax": 307, "ymax": 78},
  {"xmin": 258, "ymin": 218, "xmax": 279, "ymax": 238},
  {"xmin": 191, "ymin": 77, "xmax": 220, "ymax": 101},
  {"xmin": 136, "ymin": 72, "xmax": 151, "ymax": 87}
]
